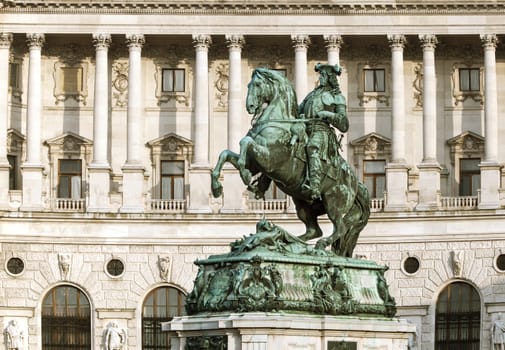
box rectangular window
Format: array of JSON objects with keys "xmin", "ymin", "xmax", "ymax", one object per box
[
  {"xmin": 9, "ymin": 63, "xmax": 20, "ymax": 89},
  {"xmin": 58, "ymin": 159, "xmax": 82, "ymax": 199},
  {"xmin": 60, "ymin": 67, "xmax": 83, "ymax": 94},
  {"xmin": 161, "ymin": 161, "xmax": 184, "ymax": 200},
  {"xmin": 459, "ymin": 68, "xmax": 480, "ymax": 92},
  {"xmin": 364, "ymin": 69, "xmax": 385, "ymax": 92},
  {"xmin": 7, "ymin": 155, "xmax": 17, "ymax": 190},
  {"xmin": 459, "ymin": 158, "xmax": 480, "ymax": 196},
  {"xmin": 162, "ymin": 69, "xmax": 185, "ymax": 92},
  {"xmin": 363, "ymin": 160, "xmax": 386, "ymax": 198}
]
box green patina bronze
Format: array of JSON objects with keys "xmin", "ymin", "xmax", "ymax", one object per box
[
  {"xmin": 185, "ymin": 219, "xmax": 396, "ymax": 317},
  {"xmin": 211, "ymin": 64, "xmax": 369, "ymax": 256},
  {"xmin": 192, "ymin": 65, "xmax": 395, "ymax": 319}
]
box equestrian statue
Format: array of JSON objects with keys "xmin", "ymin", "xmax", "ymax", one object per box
[{"xmin": 211, "ymin": 64, "xmax": 370, "ymax": 257}]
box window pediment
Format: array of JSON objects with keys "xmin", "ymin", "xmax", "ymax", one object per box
[
  {"xmin": 351, "ymin": 132, "xmax": 392, "ymax": 157},
  {"xmin": 147, "ymin": 133, "xmax": 193, "ymax": 160},
  {"xmin": 447, "ymin": 131, "xmax": 484, "ymax": 164},
  {"xmin": 45, "ymin": 132, "xmax": 93, "ymax": 155}
]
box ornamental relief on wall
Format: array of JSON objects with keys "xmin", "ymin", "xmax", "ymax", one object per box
[
  {"xmin": 214, "ymin": 62, "xmax": 228, "ymax": 110},
  {"xmin": 112, "ymin": 61, "xmax": 129, "ymax": 108}
]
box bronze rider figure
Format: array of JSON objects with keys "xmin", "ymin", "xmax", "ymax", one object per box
[{"xmin": 298, "ymin": 63, "xmax": 349, "ymax": 200}]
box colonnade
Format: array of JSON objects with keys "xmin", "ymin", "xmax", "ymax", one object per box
[{"xmin": 0, "ymin": 32, "xmax": 501, "ymax": 212}]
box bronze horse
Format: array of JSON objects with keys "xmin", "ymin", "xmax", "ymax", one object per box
[{"xmin": 211, "ymin": 68, "xmax": 370, "ymax": 257}]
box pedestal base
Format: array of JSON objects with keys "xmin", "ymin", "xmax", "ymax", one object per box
[{"xmin": 162, "ymin": 312, "xmax": 416, "ymax": 350}]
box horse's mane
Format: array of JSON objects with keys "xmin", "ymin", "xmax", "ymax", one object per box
[{"xmin": 253, "ymin": 68, "xmax": 298, "ymax": 119}]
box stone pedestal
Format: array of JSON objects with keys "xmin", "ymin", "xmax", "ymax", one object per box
[
  {"xmin": 87, "ymin": 165, "xmax": 111, "ymax": 212},
  {"xmin": 20, "ymin": 164, "xmax": 45, "ymax": 211},
  {"xmin": 120, "ymin": 164, "xmax": 145, "ymax": 213},
  {"xmin": 385, "ymin": 163, "xmax": 409, "ymax": 212},
  {"xmin": 162, "ymin": 313, "xmax": 416, "ymax": 350},
  {"xmin": 478, "ymin": 162, "xmax": 502, "ymax": 209},
  {"xmin": 416, "ymin": 162, "xmax": 441, "ymax": 211},
  {"xmin": 187, "ymin": 166, "xmax": 212, "ymax": 214}
]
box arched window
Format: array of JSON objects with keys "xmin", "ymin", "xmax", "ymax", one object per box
[
  {"xmin": 42, "ymin": 285, "xmax": 91, "ymax": 349},
  {"xmin": 435, "ymin": 282, "xmax": 480, "ymax": 350},
  {"xmin": 142, "ymin": 286, "xmax": 186, "ymax": 350}
]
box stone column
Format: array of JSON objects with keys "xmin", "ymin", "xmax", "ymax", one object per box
[
  {"xmin": 21, "ymin": 33, "xmax": 45, "ymax": 211},
  {"xmin": 479, "ymin": 34, "xmax": 501, "ymax": 209},
  {"xmin": 192, "ymin": 34, "xmax": 212, "ymax": 166},
  {"xmin": 225, "ymin": 34, "xmax": 244, "ymax": 153},
  {"xmin": 221, "ymin": 35, "xmax": 247, "ymax": 213},
  {"xmin": 417, "ymin": 34, "xmax": 442, "ymax": 210},
  {"xmin": 88, "ymin": 33, "xmax": 112, "ymax": 212},
  {"xmin": 188, "ymin": 34, "xmax": 213, "ymax": 213},
  {"xmin": 0, "ymin": 33, "xmax": 12, "ymax": 209},
  {"xmin": 324, "ymin": 34, "xmax": 343, "ymax": 66},
  {"xmin": 291, "ymin": 34, "xmax": 311, "ymax": 103},
  {"xmin": 385, "ymin": 35, "xmax": 409, "ymax": 211},
  {"xmin": 120, "ymin": 34, "xmax": 145, "ymax": 213}
]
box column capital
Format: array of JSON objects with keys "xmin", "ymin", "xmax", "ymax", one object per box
[
  {"xmin": 323, "ymin": 34, "xmax": 343, "ymax": 49},
  {"xmin": 192, "ymin": 34, "xmax": 212, "ymax": 49},
  {"xmin": 387, "ymin": 34, "xmax": 407, "ymax": 49},
  {"xmin": 291, "ymin": 34, "xmax": 311, "ymax": 49},
  {"xmin": 225, "ymin": 34, "xmax": 245, "ymax": 50},
  {"xmin": 125, "ymin": 34, "xmax": 145, "ymax": 49},
  {"xmin": 481, "ymin": 34, "xmax": 499, "ymax": 49},
  {"xmin": 93, "ymin": 33, "xmax": 112, "ymax": 49},
  {"xmin": 26, "ymin": 33, "xmax": 45, "ymax": 49},
  {"xmin": 0, "ymin": 33, "xmax": 13, "ymax": 49},
  {"xmin": 418, "ymin": 34, "xmax": 438, "ymax": 50}
]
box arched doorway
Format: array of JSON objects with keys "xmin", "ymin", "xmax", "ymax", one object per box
[
  {"xmin": 142, "ymin": 286, "xmax": 186, "ymax": 350},
  {"xmin": 42, "ymin": 285, "xmax": 91, "ymax": 349},
  {"xmin": 435, "ymin": 281, "xmax": 480, "ymax": 350}
]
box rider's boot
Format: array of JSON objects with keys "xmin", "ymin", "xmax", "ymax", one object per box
[{"xmin": 308, "ymin": 154, "xmax": 322, "ymax": 200}]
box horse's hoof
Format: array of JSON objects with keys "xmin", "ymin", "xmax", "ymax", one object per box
[
  {"xmin": 315, "ymin": 239, "xmax": 328, "ymax": 250},
  {"xmin": 211, "ymin": 183, "xmax": 223, "ymax": 198}
]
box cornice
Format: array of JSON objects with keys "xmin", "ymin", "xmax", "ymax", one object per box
[{"xmin": 2, "ymin": 1, "xmax": 505, "ymax": 15}]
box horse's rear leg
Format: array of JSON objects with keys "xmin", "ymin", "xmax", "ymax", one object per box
[
  {"xmin": 211, "ymin": 150, "xmax": 240, "ymax": 197},
  {"xmin": 293, "ymin": 198, "xmax": 323, "ymax": 241}
]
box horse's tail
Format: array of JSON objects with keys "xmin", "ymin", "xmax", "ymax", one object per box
[{"xmin": 335, "ymin": 182, "xmax": 371, "ymax": 257}]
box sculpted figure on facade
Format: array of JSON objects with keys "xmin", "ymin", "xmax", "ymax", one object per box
[
  {"xmin": 58, "ymin": 253, "xmax": 71, "ymax": 280},
  {"xmin": 492, "ymin": 313, "xmax": 505, "ymax": 350},
  {"xmin": 158, "ymin": 255, "xmax": 171, "ymax": 281},
  {"xmin": 4, "ymin": 320, "xmax": 24, "ymax": 350},
  {"xmin": 105, "ymin": 321, "xmax": 127, "ymax": 350}
]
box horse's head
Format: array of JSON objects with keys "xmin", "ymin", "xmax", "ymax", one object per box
[{"xmin": 246, "ymin": 68, "xmax": 298, "ymax": 121}]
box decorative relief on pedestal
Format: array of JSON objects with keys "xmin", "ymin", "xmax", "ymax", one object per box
[
  {"xmin": 158, "ymin": 255, "xmax": 172, "ymax": 282},
  {"xmin": 185, "ymin": 335, "xmax": 226, "ymax": 350},
  {"xmin": 112, "ymin": 61, "xmax": 128, "ymax": 107},
  {"xmin": 4, "ymin": 320, "xmax": 25, "ymax": 350},
  {"xmin": 104, "ymin": 321, "xmax": 127, "ymax": 350},
  {"xmin": 328, "ymin": 341, "xmax": 357, "ymax": 350},
  {"xmin": 58, "ymin": 253, "xmax": 71, "ymax": 280},
  {"xmin": 214, "ymin": 62, "xmax": 229, "ymax": 109}
]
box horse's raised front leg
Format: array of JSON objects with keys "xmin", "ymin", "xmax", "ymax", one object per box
[{"xmin": 211, "ymin": 149, "xmax": 240, "ymax": 198}]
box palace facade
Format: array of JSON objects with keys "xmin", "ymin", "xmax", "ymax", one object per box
[{"xmin": 2, "ymin": 1, "xmax": 505, "ymax": 349}]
